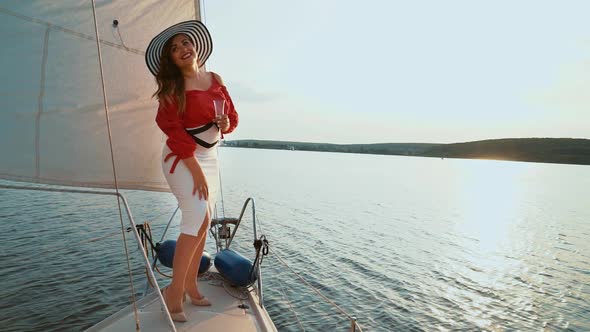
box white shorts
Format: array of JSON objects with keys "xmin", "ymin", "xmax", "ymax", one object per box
[{"xmin": 162, "ymin": 133, "xmax": 219, "ymax": 236}]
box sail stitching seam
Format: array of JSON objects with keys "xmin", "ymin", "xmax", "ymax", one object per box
[
  {"xmin": 36, "ymin": 25, "xmax": 50, "ymax": 178},
  {"xmin": 0, "ymin": 6, "xmax": 144, "ymax": 55}
]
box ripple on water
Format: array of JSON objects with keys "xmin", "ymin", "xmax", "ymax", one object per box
[{"xmin": 2, "ymin": 155, "xmax": 590, "ymax": 331}]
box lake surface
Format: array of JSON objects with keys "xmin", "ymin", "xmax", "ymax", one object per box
[{"xmin": 1, "ymin": 148, "xmax": 589, "ymax": 331}]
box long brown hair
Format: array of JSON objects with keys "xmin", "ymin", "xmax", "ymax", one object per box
[{"xmin": 152, "ymin": 34, "xmax": 192, "ymax": 113}]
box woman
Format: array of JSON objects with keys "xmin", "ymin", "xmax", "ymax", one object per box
[{"xmin": 146, "ymin": 20, "xmax": 238, "ymax": 322}]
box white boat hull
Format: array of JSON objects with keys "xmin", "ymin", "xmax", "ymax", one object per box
[{"xmin": 86, "ymin": 267, "xmax": 277, "ymax": 332}]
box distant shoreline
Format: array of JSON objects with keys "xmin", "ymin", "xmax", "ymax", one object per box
[{"xmin": 222, "ymin": 138, "xmax": 590, "ymax": 166}]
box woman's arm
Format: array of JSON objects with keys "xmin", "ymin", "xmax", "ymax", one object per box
[
  {"xmin": 156, "ymin": 101, "xmax": 206, "ymax": 198},
  {"xmin": 155, "ymin": 101, "xmax": 197, "ymax": 159}
]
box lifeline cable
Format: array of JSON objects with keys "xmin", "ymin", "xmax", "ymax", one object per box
[{"xmin": 269, "ymin": 246, "xmax": 364, "ymax": 331}]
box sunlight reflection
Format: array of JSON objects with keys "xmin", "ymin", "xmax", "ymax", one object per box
[
  {"xmin": 453, "ymin": 160, "xmax": 532, "ymax": 256},
  {"xmin": 446, "ymin": 160, "xmax": 535, "ymax": 328}
]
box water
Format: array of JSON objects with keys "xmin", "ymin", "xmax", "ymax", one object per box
[{"xmin": 1, "ymin": 148, "xmax": 589, "ymax": 331}]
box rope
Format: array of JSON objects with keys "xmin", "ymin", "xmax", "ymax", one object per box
[
  {"xmin": 249, "ymin": 235, "xmax": 269, "ymax": 282},
  {"xmin": 90, "ymin": 1, "xmax": 140, "ymax": 330},
  {"xmin": 269, "ymin": 247, "xmax": 364, "ymax": 332},
  {"xmin": 223, "ymin": 282, "xmax": 249, "ymax": 300},
  {"xmin": 136, "ymin": 222, "xmax": 172, "ymax": 280},
  {"xmin": 138, "ymin": 223, "xmax": 156, "ymax": 286},
  {"xmin": 254, "ymin": 207, "xmax": 265, "ymax": 235},
  {"xmin": 201, "ymin": 271, "xmax": 251, "ymax": 301},
  {"xmin": 114, "ymin": 25, "xmax": 130, "ymax": 51}
]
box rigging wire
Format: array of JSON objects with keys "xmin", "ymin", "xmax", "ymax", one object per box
[
  {"xmin": 201, "ymin": 0, "xmax": 227, "ymax": 219},
  {"xmin": 194, "ymin": 3, "xmax": 358, "ymax": 330},
  {"xmin": 89, "ymin": 1, "xmax": 142, "ymax": 330},
  {"xmin": 216, "ymin": 140, "xmax": 227, "ymax": 218}
]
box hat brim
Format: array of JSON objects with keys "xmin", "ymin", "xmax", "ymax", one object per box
[{"xmin": 145, "ymin": 20, "xmax": 212, "ymax": 76}]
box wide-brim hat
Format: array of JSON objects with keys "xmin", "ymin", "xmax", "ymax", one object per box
[{"xmin": 145, "ymin": 20, "xmax": 213, "ymax": 76}]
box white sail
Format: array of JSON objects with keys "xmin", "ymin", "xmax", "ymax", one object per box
[{"xmin": 0, "ymin": 1, "xmax": 200, "ymax": 192}]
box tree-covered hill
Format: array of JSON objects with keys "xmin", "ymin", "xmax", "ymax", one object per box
[{"xmin": 223, "ymin": 138, "xmax": 590, "ymax": 166}]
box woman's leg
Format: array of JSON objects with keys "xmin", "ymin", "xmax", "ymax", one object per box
[
  {"xmin": 166, "ymin": 233, "xmax": 199, "ymax": 313},
  {"xmin": 184, "ymin": 214, "xmax": 210, "ymax": 299},
  {"xmin": 161, "ymin": 147, "xmax": 213, "ymax": 312}
]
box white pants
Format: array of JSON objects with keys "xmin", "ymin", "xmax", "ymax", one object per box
[{"xmin": 162, "ymin": 145, "xmax": 219, "ymax": 236}]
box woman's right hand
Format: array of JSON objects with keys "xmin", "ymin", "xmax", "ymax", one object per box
[
  {"xmin": 191, "ymin": 168, "xmax": 208, "ymax": 200},
  {"xmin": 181, "ymin": 156, "xmax": 209, "ymax": 200}
]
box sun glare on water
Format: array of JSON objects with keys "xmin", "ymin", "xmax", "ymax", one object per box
[
  {"xmin": 452, "ymin": 160, "xmax": 534, "ymax": 255},
  {"xmin": 442, "ymin": 160, "xmax": 539, "ymax": 329}
]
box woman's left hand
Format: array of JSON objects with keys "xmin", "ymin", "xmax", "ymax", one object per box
[{"xmin": 215, "ymin": 114, "xmax": 230, "ymax": 133}]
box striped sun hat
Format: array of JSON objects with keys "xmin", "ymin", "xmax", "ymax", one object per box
[{"xmin": 145, "ymin": 20, "xmax": 213, "ymax": 76}]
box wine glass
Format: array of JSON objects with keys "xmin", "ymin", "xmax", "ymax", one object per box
[
  {"xmin": 213, "ymin": 99, "xmax": 225, "ymax": 142},
  {"xmin": 213, "ymin": 99, "xmax": 225, "ymax": 118}
]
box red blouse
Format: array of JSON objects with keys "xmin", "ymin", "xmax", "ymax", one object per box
[{"xmin": 155, "ymin": 74, "xmax": 238, "ymax": 159}]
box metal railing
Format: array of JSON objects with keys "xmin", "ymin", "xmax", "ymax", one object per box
[
  {"xmin": 0, "ymin": 184, "xmax": 178, "ymax": 332},
  {"xmin": 210, "ymin": 197, "xmax": 265, "ymax": 307},
  {"xmin": 2, "ymin": 184, "xmax": 362, "ymax": 331},
  {"xmin": 139, "ymin": 196, "xmax": 266, "ymax": 307}
]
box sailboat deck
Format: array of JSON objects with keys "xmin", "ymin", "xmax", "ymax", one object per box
[{"xmin": 86, "ymin": 268, "xmax": 276, "ymax": 332}]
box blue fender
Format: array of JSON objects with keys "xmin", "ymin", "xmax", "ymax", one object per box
[{"xmin": 214, "ymin": 249, "xmax": 258, "ymax": 287}]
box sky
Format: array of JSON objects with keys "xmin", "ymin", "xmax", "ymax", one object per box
[{"xmin": 203, "ymin": 0, "xmax": 589, "ymax": 144}]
